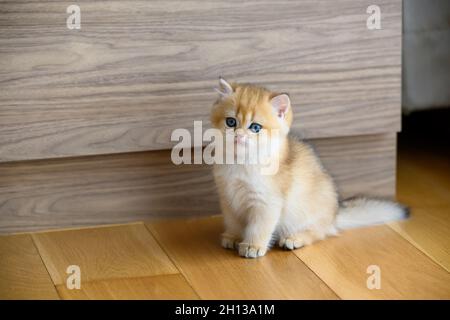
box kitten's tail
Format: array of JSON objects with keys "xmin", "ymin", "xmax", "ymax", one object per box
[{"xmin": 335, "ymin": 197, "xmax": 409, "ymax": 230}]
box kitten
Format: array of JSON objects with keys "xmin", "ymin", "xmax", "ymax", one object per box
[{"xmin": 211, "ymin": 78, "xmax": 408, "ymax": 258}]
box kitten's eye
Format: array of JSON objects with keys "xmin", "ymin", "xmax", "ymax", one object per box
[
  {"xmin": 249, "ymin": 123, "xmax": 262, "ymax": 133},
  {"xmin": 225, "ymin": 117, "xmax": 237, "ymax": 127}
]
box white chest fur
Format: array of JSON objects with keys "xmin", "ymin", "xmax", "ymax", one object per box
[{"xmin": 214, "ymin": 164, "xmax": 275, "ymax": 214}]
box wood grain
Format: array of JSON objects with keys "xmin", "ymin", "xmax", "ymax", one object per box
[
  {"xmin": 146, "ymin": 216, "xmax": 338, "ymax": 299},
  {"xmin": 295, "ymin": 226, "xmax": 450, "ymax": 299},
  {"xmin": 396, "ymin": 146, "xmax": 450, "ymax": 207},
  {"xmin": 32, "ymin": 223, "xmax": 178, "ymax": 285},
  {"xmin": 0, "ymin": 133, "xmax": 396, "ymax": 233},
  {"xmin": 0, "ymin": 234, "xmax": 59, "ymax": 299},
  {"xmin": 0, "ymin": 0, "xmax": 401, "ymax": 161},
  {"xmin": 388, "ymin": 146, "xmax": 450, "ymax": 271},
  {"xmin": 389, "ymin": 206, "xmax": 450, "ymax": 272},
  {"xmin": 56, "ymin": 274, "xmax": 199, "ymax": 300}
]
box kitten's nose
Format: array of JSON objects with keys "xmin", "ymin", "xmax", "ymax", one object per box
[{"xmin": 235, "ymin": 134, "xmax": 247, "ymax": 144}]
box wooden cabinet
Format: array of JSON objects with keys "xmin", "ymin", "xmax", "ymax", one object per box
[{"xmin": 0, "ymin": 1, "xmax": 402, "ymax": 233}]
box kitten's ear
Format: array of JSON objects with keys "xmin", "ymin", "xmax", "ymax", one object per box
[
  {"xmin": 214, "ymin": 77, "xmax": 234, "ymax": 99},
  {"xmin": 270, "ymin": 93, "xmax": 291, "ymax": 118}
]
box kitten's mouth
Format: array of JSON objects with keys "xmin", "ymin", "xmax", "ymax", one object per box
[
  {"xmin": 234, "ymin": 136, "xmax": 247, "ymax": 145},
  {"xmin": 234, "ymin": 140, "xmax": 248, "ymax": 148}
]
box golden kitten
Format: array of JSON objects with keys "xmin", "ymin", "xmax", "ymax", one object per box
[{"xmin": 211, "ymin": 78, "xmax": 408, "ymax": 258}]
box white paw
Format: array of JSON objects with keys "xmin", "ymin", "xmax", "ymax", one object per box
[
  {"xmin": 238, "ymin": 243, "xmax": 267, "ymax": 258},
  {"xmin": 279, "ymin": 237, "xmax": 304, "ymax": 250},
  {"xmin": 221, "ymin": 235, "xmax": 238, "ymax": 250}
]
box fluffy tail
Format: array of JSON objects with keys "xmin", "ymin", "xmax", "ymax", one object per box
[{"xmin": 335, "ymin": 197, "xmax": 409, "ymax": 230}]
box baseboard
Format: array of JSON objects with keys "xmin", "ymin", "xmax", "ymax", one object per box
[{"xmin": 0, "ymin": 133, "xmax": 396, "ymax": 233}]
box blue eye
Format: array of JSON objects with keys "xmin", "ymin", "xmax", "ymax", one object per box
[
  {"xmin": 225, "ymin": 117, "xmax": 237, "ymax": 127},
  {"xmin": 249, "ymin": 123, "xmax": 262, "ymax": 133}
]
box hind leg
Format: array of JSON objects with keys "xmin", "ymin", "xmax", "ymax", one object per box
[
  {"xmin": 278, "ymin": 188, "xmax": 338, "ymax": 250},
  {"xmin": 279, "ymin": 229, "xmax": 324, "ymax": 250},
  {"xmin": 279, "ymin": 225, "xmax": 338, "ymax": 250}
]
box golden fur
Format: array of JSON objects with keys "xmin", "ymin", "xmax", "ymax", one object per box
[{"xmin": 211, "ymin": 78, "xmax": 407, "ymax": 258}]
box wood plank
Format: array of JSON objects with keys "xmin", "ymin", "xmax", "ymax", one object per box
[
  {"xmin": 295, "ymin": 226, "xmax": 450, "ymax": 299},
  {"xmin": 389, "ymin": 206, "xmax": 450, "ymax": 272},
  {"xmin": 0, "ymin": 149, "xmax": 219, "ymax": 233},
  {"xmin": 0, "ymin": 133, "xmax": 396, "ymax": 233},
  {"xmin": 0, "ymin": 234, "xmax": 59, "ymax": 299},
  {"xmin": 314, "ymin": 133, "xmax": 396, "ymax": 199},
  {"xmin": 0, "ymin": 0, "xmax": 401, "ymax": 161},
  {"xmin": 56, "ymin": 274, "xmax": 199, "ymax": 300},
  {"xmin": 396, "ymin": 146, "xmax": 450, "ymax": 207},
  {"xmin": 146, "ymin": 216, "xmax": 339, "ymax": 299},
  {"xmin": 32, "ymin": 223, "xmax": 178, "ymax": 285},
  {"xmin": 388, "ymin": 146, "xmax": 450, "ymax": 271}
]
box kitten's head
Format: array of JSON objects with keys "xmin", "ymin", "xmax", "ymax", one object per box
[{"xmin": 210, "ymin": 78, "xmax": 292, "ymax": 159}]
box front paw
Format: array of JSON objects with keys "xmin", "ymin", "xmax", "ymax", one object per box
[
  {"xmin": 221, "ymin": 234, "xmax": 239, "ymax": 250},
  {"xmin": 238, "ymin": 243, "xmax": 267, "ymax": 258}
]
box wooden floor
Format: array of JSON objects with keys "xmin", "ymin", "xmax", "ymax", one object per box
[{"xmin": 1, "ymin": 142, "xmax": 449, "ymax": 299}]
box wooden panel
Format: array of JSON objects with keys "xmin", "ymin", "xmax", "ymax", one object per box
[
  {"xmin": 146, "ymin": 216, "xmax": 338, "ymax": 299},
  {"xmin": 0, "ymin": 0, "xmax": 401, "ymax": 161},
  {"xmin": 313, "ymin": 133, "xmax": 396, "ymax": 199},
  {"xmin": 56, "ymin": 274, "xmax": 199, "ymax": 300},
  {"xmin": 32, "ymin": 223, "xmax": 178, "ymax": 285},
  {"xmin": 295, "ymin": 226, "xmax": 450, "ymax": 299},
  {"xmin": 0, "ymin": 234, "xmax": 59, "ymax": 299},
  {"xmin": 0, "ymin": 133, "xmax": 396, "ymax": 233}
]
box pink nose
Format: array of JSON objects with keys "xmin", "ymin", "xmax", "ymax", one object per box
[{"xmin": 235, "ymin": 134, "xmax": 246, "ymax": 144}]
